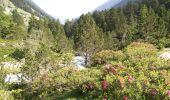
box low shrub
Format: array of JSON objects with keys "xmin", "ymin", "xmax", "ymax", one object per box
[
  {"xmin": 77, "ymin": 43, "xmax": 170, "ymax": 99},
  {"xmin": 4, "ymin": 42, "xmax": 170, "ymax": 99},
  {"xmin": 124, "ymin": 42, "xmax": 158, "ymax": 68},
  {"xmin": 125, "ymin": 42, "xmax": 157, "ymax": 60},
  {"xmin": 0, "ymin": 90, "xmax": 14, "ymax": 100},
  {"xmin": 92, "ymin": 50, "xmax": 126, "ymax": 65},
  {"xmin": 21, "ymin": 67, "xmax": 103, "ymax": 99},
  {"xmin": 79, "ymin": 61, "xmax": 170, "ymax": 99}
]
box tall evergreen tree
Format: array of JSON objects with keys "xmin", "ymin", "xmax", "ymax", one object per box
[
  {"xmin": 93, "ymin": 11, "xmax": 106, "ymax": 31},
  {"xmin": 48, "ymin": 20, "xmax": 73, "ymax": 53},
  {"xmin": 12, "ymin": 10, "xmax": 27, "ymax": 39},
  {"xmin": 105, "ymin": 9, "xmax": 118, "ymax": 31},
  {"xmin": 76, "ymin": 14, "xmax": 103, "ymax": 66},
  {"xmin": 138, "ymin": 5, "xmax": 149, "ymax": 39},
  {"xmin": 64, "ymin": 20, "xmax": 73, "ymax": 38},
  {"xmin": 103, "ymin": 31, "xmax": 119, "ymax": 50}
]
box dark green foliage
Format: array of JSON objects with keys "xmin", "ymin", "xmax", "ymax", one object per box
[
  {"xmin": 2, "ymin": 0, "xmax": 169, "ymax": 51},
  {"xmin": 48, "ymin": 20, "xmax": 73, "ymax": 53},
  {"xmin": 67, "ymin": 0, "xmax": 169, "ymax": 51},
  {"xmin": 73, "ymin": 14, "xmax": 104, "ymax": 65},
  {"xmin": 10, "ymin": 49, "xmax": 25, "ymax": 61},
  {"xmin": 76, "ymin": 14, "xmax": 103, "ymax": 52},
  {"xmin": 62, "ymin": 0, "xmax": 170, "ymax": 65},
  {"xmin": 64, "ymin": 20, "xmax": 74, "ymax": 38},
  {"xmin": 0, "ymin": 16, "xmax": 17, "ymax": 39},
  {"xmin": 27, "ymin": 15, "xmax": 55, "ymax": 45},
  {"xmin": 103, "ymin": 31, "xmax": 119, "ymax": 50}
]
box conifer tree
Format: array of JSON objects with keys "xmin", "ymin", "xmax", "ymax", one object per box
[
  {"xmin": 12, "ymin": 10, "xmax": 27, "ymax": 39},
  {"xmin": 48, "ymin": 20, "xmax": 73, "ymax": 53},
  {"xmin": 77, "ymin": 14, "xmax": 103, "ymax": 66},
  {"xmin": 138, "ymin": 5, "xmax": 149, "ymax": 39},
  {"xmin": 64, "ymin": 20, "xmax": 73, "ymax": 38}
]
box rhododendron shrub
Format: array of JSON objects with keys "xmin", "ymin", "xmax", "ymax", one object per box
[
  {"xmin": 124, "ymin": 42, "xmax": 158, "ymax": 68},
  {"xmin": 80, "ymin": 42, "xmax": 170, "ymax": 99},
  {"xmin": 92, "ymin": 50, "xmax": 126, "ymax": 64},
  {"xmin": 17, "ymin": 42, "xmax": 170, "ymax": 99}
]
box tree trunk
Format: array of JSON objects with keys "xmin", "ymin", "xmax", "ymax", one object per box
[{"xmin": 85, "ymin": 52, "xmax": 88, "ymax": 67}]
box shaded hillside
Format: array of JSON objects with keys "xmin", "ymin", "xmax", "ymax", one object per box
[
  {"xmin": 9, "ymin": 0, "xmax": 54, "ymax": 19},
  {"xmin": 95, "ymin": 0, "xmax": 137, "ymax": 11},
  {"xmin": 95, "ymin": 0, "xmax": 121, "ymax": 11},
  {"xmin": 114, "ymin": 0, "xmax": 137, "ymax": 8}
]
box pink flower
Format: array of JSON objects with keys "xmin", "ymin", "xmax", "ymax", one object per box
[
  {"xmin": 150, "ymin": 89, "xmax": 157, "ymax": 96},
  {"xmin": 115, "ymin": 64, "xmax": 124, "ymax": 70},
  {"xmin": 87, "ymin": 83, "xmax": 95, "ymax": 90},
  {"xmin": 166, "ymin": 90, "xmax": 170, "ymax": 95},
  {"xmin": 104, "ymin": 64, "xmax": 112, "ymax": 70},
  {"xmin": 128, "ymin": 76, "xmax": 135, "ymax": 83},
  {"xmin": 104, "ymin": 64, "xmax": 117, "ymax": 74},
  {"xmin": 166, "ymin": 82, "xmax": 170, "ymax": 86},
  {"xmin": 123, "ymin": 96, "xmax": 128, "ymax": 100},
  {"xmin": 160, "ymin": 72, "xmax": 166, "ymax": 75},
  {"xmin": 109, "ymin": 66, "xmax": 117, "ymax": 74},
  {"xmin": 101, "ymin": 80, "xmax": 108, "ymax": 91},
  {"xmin": 103, "ymin": 96, "xmax": 107, "ymax": 100}
]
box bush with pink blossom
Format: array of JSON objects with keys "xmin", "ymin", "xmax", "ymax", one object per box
[{"xmin": 79, "ymin": 42, "xmax": 170, "ymax": 99}]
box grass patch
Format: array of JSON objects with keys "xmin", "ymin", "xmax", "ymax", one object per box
[
  {"xmin": 158, "ymin": 48, "xmax": 170, "ymax": 55},
  {"xmin": 0, "ymin": 38, "xmax": 16, "ymax": 62}
]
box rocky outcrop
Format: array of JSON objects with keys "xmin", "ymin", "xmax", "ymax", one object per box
[{"xmin": 159, "ymin": 52, "xmax": 170, "ymax": 60}]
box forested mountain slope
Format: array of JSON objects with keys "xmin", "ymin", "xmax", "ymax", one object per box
[
  {"xmin": 9, "ymin": 0, "xmax": 53, "ymax": 18},
  {"xmin": 95, "ymin": 0, "xmax": 121, "ymax": 11},
  {"xmin": 0, "ymin": 0, "xmax": 71, "ymax": 50},
  {"xmin": 95, "ymin": 0, "xmax": 137, "ymax": 11},
  {"xmin": 65, "ymin": 0, "xmax": 170, "ymax": 52},
  {"xmin": 114, "ymin": 0, "xmax": 137, "ymax": 8},
  {"xmin": 0, "ymin": 0, "xmax": 38, "ymax": 26}
]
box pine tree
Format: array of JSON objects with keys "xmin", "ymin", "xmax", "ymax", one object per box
[
  {"xmin": 49, "ymin": 20, "xmax": 73, "ymax": 53},
  {"xmin": 72, "ymin": 22, "xmax": 80, "ymax": 50},
  {"xmin": 12, "ymin": 10, "xmax": 27, "ymax": 39},
  {"xmin": 138, "ymin": 5, "xmax": 149, "ymax": 39},
  {"xmin": 105, "ymin": 9, "xmax": 118, "ymax": 31},
  {"xmin": 77, "ymin": 14, "xmax": 103, "ymax": 66},
  {"xmin": 64, "ymin": 20, "xmax": 73, "ymax": 38},
  {"xmin": 115, "ymin": 9, "xmax": 129, "ymax": 48},
  {"xmin": 151, "ymin": 0, "xmax": 159, "ymax": 10},
  {"xmin": 93, "ymin": 11, "xmax": 106, "ymax": 31},
  {"xmin": 103, "ymin": 31, "xmax": 119, "ymax": 50}
]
